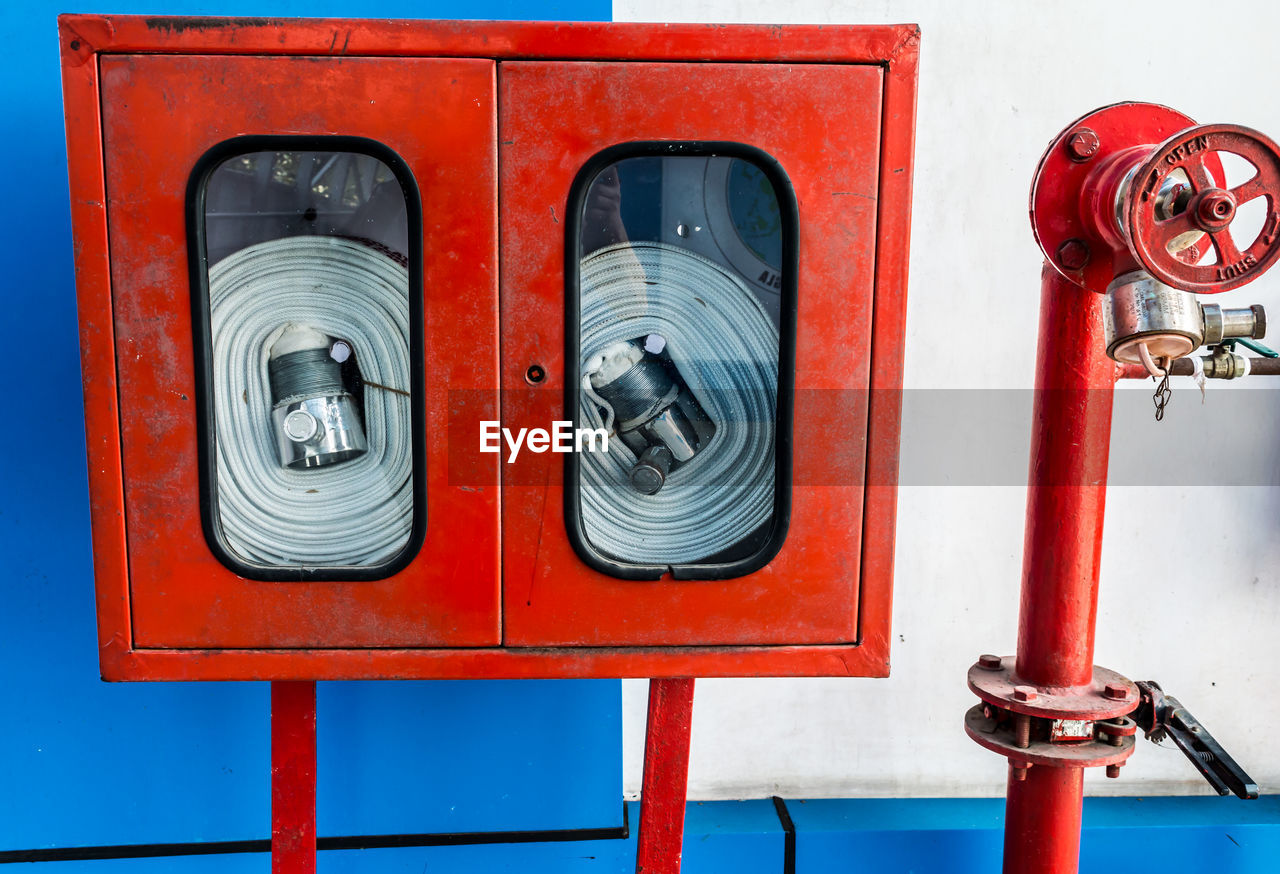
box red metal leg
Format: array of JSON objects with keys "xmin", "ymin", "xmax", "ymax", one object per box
[
  {"xmin": 1001, "ymin": 264, "xmax": 1115, "ymax": 874},
  {"xmin": 272, "ymin": 681, "xmax": 317, "ymax": 874},
  {"xmin": 635, "ymin": 678, "xmax": 695, "ymax": 874}
]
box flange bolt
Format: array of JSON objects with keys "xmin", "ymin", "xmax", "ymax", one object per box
[
  {"xmin": 978, "ymin": 654, "xmax": 1003, "ymax": 671},
  {"xmin": 1056, "ymin": 238, "xmax": 1090, "ymax": 271},
  {"xmin": 1066, "ymin": 128, "xmax": 1100, "ymax": 162},
  {"xmin": 1104, "ymin": 683, "xmax": 1129, "ymax": 701},
  {"xmin": 1015, "ymin": 714, "xmax": 1032, "ymax": 749},
  {"xmin": 1013, "ymin": 685, "xmax": 1038, "ymax": 702}
]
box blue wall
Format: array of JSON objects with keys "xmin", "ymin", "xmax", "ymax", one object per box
[{"xmin": 0, "ymin": 0, "xmax": 616, "ymax": 863}]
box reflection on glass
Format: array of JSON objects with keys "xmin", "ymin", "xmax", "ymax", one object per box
[
  {"xmin": 577, "ymin": 155, "xmax": 785, "ymax": 568},
  {"xmin": 200, "ymin": 149, "xmax": 415, "ymax": 571},
  {"xmin": 727, "ymin": 160, "xmax": 782, "ymax": 268}
]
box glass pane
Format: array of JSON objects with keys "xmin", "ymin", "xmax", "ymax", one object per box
[
  {"xmin": 201, "ymin": 148, "xmax": 416, "ymax": 571},
  {"xmin": 576, "ymin": 154, "xmax": 785, "ymax": 567}
]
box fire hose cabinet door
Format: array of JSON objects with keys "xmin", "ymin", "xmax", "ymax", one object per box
[
  {"xmin": 499, "ymin": 60, "xmax": 906, "ymax": 660},
  {"xmin": 64, "ymin": 18, "xmax": 916, "ymax": 680},
  {"xmin": 84, "ymin": 53, "xmax": 501, "ymax": 662}
]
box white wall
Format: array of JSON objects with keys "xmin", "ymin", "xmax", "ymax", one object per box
[{"xmin": 614, "ymin": 0, "xmax": 1280, "ymax": 799}]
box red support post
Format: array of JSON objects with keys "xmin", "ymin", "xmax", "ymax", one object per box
[
  {"xmin": 1002, "ymin": 265, "xmax": 1116, "ymax": 874},
  {"xmin": 635, "ymin": 678, "xmax": 696, "ymax": 874},
  {"xmin": 272, "ymin": 681, "xmax": 317, "ymax": 874}
]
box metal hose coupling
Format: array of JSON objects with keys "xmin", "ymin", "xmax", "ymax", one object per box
[
  {"xmin": 1103, "ymin": 270, "xmax": 1266, "ymax": 376},
  {"xmin": 589, "ymin": 339, "xmax": 714, "ymax": 495},
  {"xmin": 267, "ymin": 324, "xmax": 367, "ymax": 469}
]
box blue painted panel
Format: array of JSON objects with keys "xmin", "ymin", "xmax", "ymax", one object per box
[
  {"xmin": 789, "ymin": 798, "xmax": 1002, "ymax": 874},
  {"xmin": 314, "ymin": 800, "xmax": 780, "ymax": 873},
  {"xmin": 317, "ymin": 680, "xmax": 621, "ymax": 835},
  {"xmin": 0, "ymin": 855, "xmax": 271, "ymax": 874},
  {"xmin": 788, "ymin": 796, "xmax": 1280, "ymax": 873},
  {"xmin": 0, "ymin": 798, "xmax": 775, "ymax": 872},
  {"xmin": 681, "ymin": 800, "xmax": 783, "ymax": 873},
  {"xmin": 319, "ymin": 838, "xmax": 634, "ymax": 874},
  {"xmin": 1080, "ymin": 797, "xmax": 1280, "ymax": 871},
  {"xmin": 0, "ymin": 673, "xmax": 273, "ymax": 848},
  {"xmin": 13, "ymin": 798, "xmax": 1275, "ymax": 872},
  {"xmin": 0, "ymin": 0, "xmax": 614, "ymax": 856}
]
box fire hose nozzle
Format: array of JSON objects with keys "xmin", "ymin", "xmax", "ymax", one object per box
[
  {"xmin": 588, "ymin": 340, "xmax": 715, "ymax": 496},
  {"xmin": 268, "ymin": 325, "xmax": 367, "ymax": 470}
]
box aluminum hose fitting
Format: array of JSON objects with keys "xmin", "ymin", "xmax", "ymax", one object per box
[
  {"xmin": 1201, "ymin": 302, "xmax": 1265, "ymax": 346},
  {"xmin": 1103, "ymin": 271, "xmax": 1203, "ymax": 372},
  {"xmin": 1103, "ymin": 270, "xmax": 1266, "ymax": 375},
  {"xmin": 268, "ymin": 325, "xmax": 367, "ymax": 469},
  {"xmin": 589, "ymin": 339, "xmax": 714, "ymax": 495}
]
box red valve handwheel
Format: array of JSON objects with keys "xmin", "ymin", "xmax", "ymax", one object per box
[{"xmin": 1127, "ymin": 124, "xmax": 1280, "ymax": 294}]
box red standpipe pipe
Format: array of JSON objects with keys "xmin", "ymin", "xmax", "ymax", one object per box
[
  {"xmin": 1005, "ymin": 767, "xmax": 1085, "ymax": 873},
  {"xmin": 1004, "ymin": 264, "xmax": 1115, "ymax": 874}
]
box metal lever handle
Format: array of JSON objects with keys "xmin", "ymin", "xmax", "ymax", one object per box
[
  {"xmin": 1133, "ymin": 681, "xmax": 1258, "ymax": 799},
  {"xmin": 1221, "ymin": 337, "xmax": 1280, "ymax": 358}
]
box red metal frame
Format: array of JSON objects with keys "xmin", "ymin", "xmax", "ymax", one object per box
[
  {"xmin": 272, "ymin": 681, "xmax": 317, "ymax": 874},
  {"xmin": 635, "ymin": 679, "xmax": 696, "ymax": 874},
  {"xmin": 60, "ymin": 16, "xmax": 915, "ymax": 62},
  {"xmin": 265, "ymin": 677, "xmax": 696, "ymax": 873},
  {"xmin": 59, "ymin": 15, "xmax": 920, "ymax": 681}
]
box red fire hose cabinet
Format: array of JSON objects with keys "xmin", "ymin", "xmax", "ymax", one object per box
[{"xmin": 59, "ymin": 16, "xmax": 920, "ymax": 681}]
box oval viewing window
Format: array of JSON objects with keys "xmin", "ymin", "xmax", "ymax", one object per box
[
  {"xmin": 188, "ymin": 137, "xmax": 426, "ymax": 581},
  {"xmin": 565, "ymin": 143, "xmax": 797, "ymax": 580}
]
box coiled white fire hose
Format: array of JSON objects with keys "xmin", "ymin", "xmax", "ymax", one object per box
[
  {"xmin": 209, "ymin": 236, "xmax": 412, "ymax": 567},
  {"xmin": 579, "ymin": 242, "xmax": 778, "ymax": 564}
]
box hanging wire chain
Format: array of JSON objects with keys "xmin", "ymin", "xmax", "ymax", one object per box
[{"xmin": 1153, "ymin": 372, "xmax": 1172, "ymax": 421}]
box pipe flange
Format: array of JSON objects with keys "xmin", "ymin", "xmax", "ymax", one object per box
[
  {"xmin": 964, "ymin": 705, "xmax": 1136, "ymax": 769},
  {"xmin": 968, "ymin": 656, "xmax": 1138, "ymax": 720},
  {"xmin": 1030, "ymin": 102, "xmax": 1220, "ymax": 294}
]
